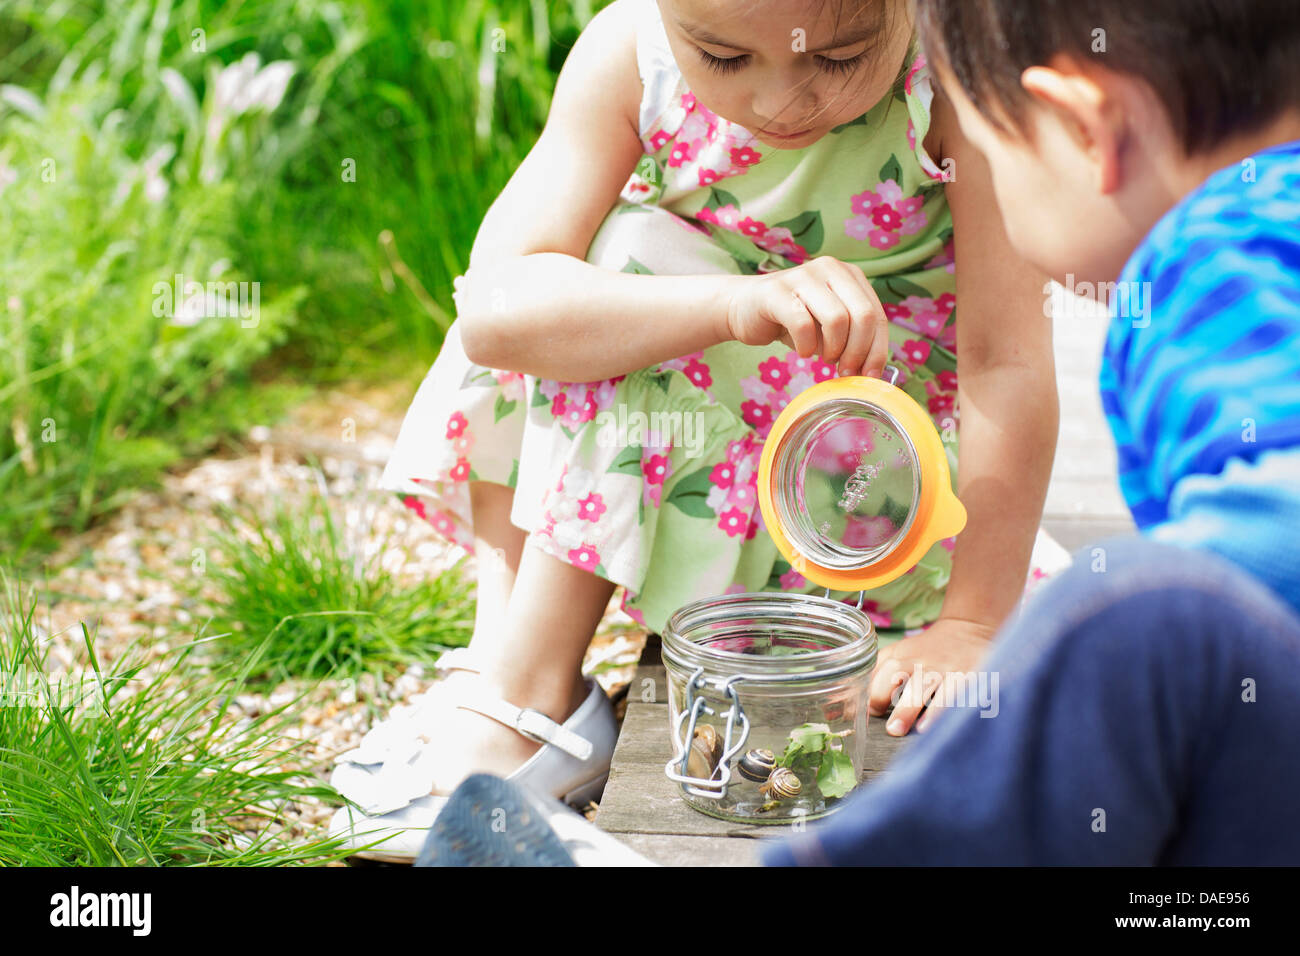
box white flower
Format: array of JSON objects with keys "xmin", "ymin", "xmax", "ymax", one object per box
[{"xmin": 213, "ymin": 53, "xmax": 296, "ymax": 118}]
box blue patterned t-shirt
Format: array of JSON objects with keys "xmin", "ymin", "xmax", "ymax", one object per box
[{"xmin": 1098, "ymin": 138, "xmax": 1300, "ymax": 613}]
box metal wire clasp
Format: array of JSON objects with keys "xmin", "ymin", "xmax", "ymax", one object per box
[{"xmin": 664, "ymin": 667, "xmax": 751, "ymax": 800}]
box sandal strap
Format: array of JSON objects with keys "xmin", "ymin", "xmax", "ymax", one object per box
[{"xmin": 457, "ymin": 692, "xmax": 594, "ymax": 762}]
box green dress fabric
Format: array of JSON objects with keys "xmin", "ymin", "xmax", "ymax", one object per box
[{"xmin": 380, "ymin": 3, "xmax": 1014, "ymax": 636}]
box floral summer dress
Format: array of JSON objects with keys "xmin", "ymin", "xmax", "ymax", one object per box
[{"xmin": 380, "ymin": 1, "xmax": 1066, "ymax": 636}]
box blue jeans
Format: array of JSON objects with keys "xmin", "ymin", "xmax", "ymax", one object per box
[{"xmin": 763, "ymin": 538, "xmax": 1300, "ymax": 865}]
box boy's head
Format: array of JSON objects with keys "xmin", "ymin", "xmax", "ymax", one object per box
[
  {"xmin": 915, "ymin": 0, "xmax": 1300, "ymax": 285},
  {"xmin": 657, "ymin": 0, "xmax": 912, "ymax": 149}
]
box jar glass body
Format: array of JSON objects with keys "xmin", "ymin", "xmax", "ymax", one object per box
[{"xmin": 662, "ymin": 592, "xmax": 876, "ymax": 824}]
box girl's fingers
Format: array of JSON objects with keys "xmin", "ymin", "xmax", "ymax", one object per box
[
  {"xmin": 825, "ymin": 269, "xmax": 884, "ymax": 376},
  {"xmin": 789, "ymin": 272, "xmax": 851, "ymax": 364},
  {"xmin": 915, "ymin": 675, "xmax": 951, "ymax": 734},
  {"xmin": 780, "ymin": 290, "xmax": 821, "ymax": 357},
  {"xmin": 868, "ymin": 656, "xmax": 911, "ymax": 717},
  {"xmin": 886, "ymin": 667, "xmax": 940, "ymax": 737}
]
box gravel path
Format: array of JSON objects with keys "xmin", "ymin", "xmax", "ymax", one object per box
[{"xmin": 29, "ymin": 381, "xmax": 645, "ymax": 847}]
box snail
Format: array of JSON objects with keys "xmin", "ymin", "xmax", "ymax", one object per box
[
  {"xmin": 686, "ymin": 725, "xmax": 722, "ymax": 780},
  {"xmin": 759, "ymin": 767, "xmax": 801, "ymax": 800},
  {"xmin": 737, "ymin": 748, "xmax": 776, "ymax": 783},
  {"xmin": 694, "ymin": 724, "xmax": 723, "ymax": 765}
]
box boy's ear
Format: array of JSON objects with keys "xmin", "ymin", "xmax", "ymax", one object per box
[{"xmin": 1020, "ymin": 62, "xmax": 1123, "ymax": 194}]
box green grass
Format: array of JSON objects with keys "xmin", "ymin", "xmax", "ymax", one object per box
[
  {"xmin": 0, "ymin": 570, "xmax": 351, "ymax": 866},
  {"xmin": 196, "ymin": 475, "xmax": 475, "ymax": 684},
  {"xmin": 0, "ymin": 0, "xmax": 606, "ymax": 561}
]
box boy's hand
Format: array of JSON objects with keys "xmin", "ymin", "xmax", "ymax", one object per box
[
  {"xmin": 868, "ymin": 617, "xmax": 999, "ymax": 736},
  {"xmin": 724, "ymin": 256, "xmax": 890, "ymax": 378}
]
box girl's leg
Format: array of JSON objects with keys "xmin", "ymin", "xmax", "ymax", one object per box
[{"xmin": 429, "ymin": 494, "xmax": 615, "ymax": 789}]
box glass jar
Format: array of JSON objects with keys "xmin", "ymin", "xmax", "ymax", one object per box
[{"xmin": 662, "ymin": 591, "xmax": 877, "ymax": 824}]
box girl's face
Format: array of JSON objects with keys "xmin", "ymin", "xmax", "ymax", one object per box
[{"xmin": 658, "ymin": 0, "xmax": 913, "ymax": 149}]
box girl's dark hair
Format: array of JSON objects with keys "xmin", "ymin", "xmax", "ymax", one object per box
[{"xmin": 914, "ymin": 0, "xmax": 1300, "ymax": 154}]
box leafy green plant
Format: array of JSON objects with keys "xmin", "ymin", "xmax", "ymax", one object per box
[
  {"xmin": 778, "ymin": 722, "xmax": 857, "ymax": 799},
  {"xmin": 197, "ymin": 476, "xmax": 474, "ymax": 684},
  {"xmin": 0, "ymin": 570, "xmax": 349, "ymax": 866}
]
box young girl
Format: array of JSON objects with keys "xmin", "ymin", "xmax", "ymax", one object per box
[{"xmin": 331, "ymin": 0, "xmax": 1062, "ymax": 858}]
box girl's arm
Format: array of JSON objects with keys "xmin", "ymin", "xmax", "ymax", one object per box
[
  {"xmin": 455, "ymin": 0, "xmax": 889, "ymax": 382},
  {"xmin": 455, "ymin": 0, "xmax": 729, "ymax": 379},
  {"xmin": 869, "ymin": 88, "xmax": 1060, "ymax": 734}
]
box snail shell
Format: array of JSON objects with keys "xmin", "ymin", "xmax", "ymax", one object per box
[
  {"xmin": 760, "ymin": 767, "xmax": 801, "ymax": 800},
  {"xmin": 737, "ymin": 748, "xmax": 776, "ymax": 783},
  {"xmin": 694, "ymin": 724, "xmax": 723, "ymax": 765},
  {"xmin": 686, "ymin": 736, "xmax": 718, "ymax": 780}
]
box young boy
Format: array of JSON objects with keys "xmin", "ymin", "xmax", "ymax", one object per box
[{"xmin": 763, "ymin": 0, "xmax": 1300, "ymax": 865}]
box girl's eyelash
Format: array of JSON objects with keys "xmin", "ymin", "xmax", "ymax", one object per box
[
  {"xmin": 815, "ymin": 52, "xmax": 867, "ymax": 76},
  {"xmin": 697, "ymin": 49, "xmax": 749, "ymax": 74},
  {"xmin": 695, "ymin": 48, "xmax": 867, "ymax": 77}
]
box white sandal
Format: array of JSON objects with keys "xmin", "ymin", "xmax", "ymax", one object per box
[
  {"xmin": 332, "ymin": 647, "xmax": 482, "ymax": 770},
  {"xmin": 329, "ymin": 676, "xmax": 618, "ymax": 863}
]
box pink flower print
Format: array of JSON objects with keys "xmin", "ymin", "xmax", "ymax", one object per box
[
  {"xmin": 926, "ymin": 239, "xmax": 956, "ymax": 273},
  {"xmin": 401, "ymin": 495, "xmax": 428, "ymax": 521},
  {"xmin": 726, "ymin": 481, "xmax": 756, "ymax": 510},
  {"xmin": 568, "ymin": 544, "xmax": 601, "ymax": 572},
  {"xmin": 718, "ymin": 507, "xmax": 749, "ymax": 537},
  {"xmin": 741, "ymin": 400, "xmax": 773, "ymax": 432},
  {"xmin": 846, "ymin": 179, "xmax": 928, "ymax": 249},
  {"xmin": 681, "ymin": 91, "xmax": 697, "ymax": 112},
  {"xmin": 711, "ymin": 204, "xmax": 743, "ymax": 230},
  {"xmin": 448, "ymin": 457, "xmax": 471, "ymax": 483},
  {"xmin": 730, "ymin": 145, "xmax": 761, "ymax": 167},
  {"xmin": 872, "ymin": 205, "xmax": 903, "ymax": 231},
  {"xmin": 906, "ymin": 118, "xmax": 916, "ymax": 151},
  {"xmin": 901, "ymin": 295, "xmax": 951, "ymax": 338},
  {"xmin": 755, "ymin": 225, "xmax": 807, "ymax": 263},
  {"xmin": 683, "ymin": 357, "xmax": 712, "ymax": 389},
  {"xmin": 698, "ymin": 167, "xmax": 723, "ymax": 187},
  {"xmin": 451, "ymin": 433, "xmax": 474, "ymax": 456},
  {"xmin": 576, "ymin": 492, "xmax": 606, "ymax": 522},
  {"xmin": 648, "ymin": 130, "xmax": 671, "ymax": 151},
  {"xmin": 550, "ymin": 392, "xmax": 567, "ymax": 418},
  {"xmin": 896, "ymin": 196, "xmax": 926, "ymax": 235},
  {"xmin": 779, "ymin": 568, "xmax": 807, "ymax": 589},
  {"xmin": 757, "ymin": 355, "xmax": 791, "ymax": 390},
  {"xmin": 900, "ymin": 338, "xmax": 932, "ymax": 367},
  {"xmin": 643, "ymin": 453, "xmax": 671, "ymax": 485},
  {"xmin": 738, "ymin": 216, "xmax": 766, "ymax": 238},
  {"xmin": 493, "ymin": 370, "xmax": 526, "ymax": 402},
  {"xmin": 811, "ymin": 358, "xmax": 837, "ymax": 382},
  {"xmin": 668, "ymin": 140, "xmax": 695, "ymax": 168},
  {"xmin": 709, "ymin": 461, "xmax": 735, "ymax": 489},
  {"xmin": 745, "ymin": 515, "xmax": 760, "ymax": 540},
  {"xmin": 562, "ymin": 389, "xmax": 599, "ymax": 427},
  {"xmin": 937, "ymin": 370, "xmax": 958, "ymax": 392},
  {"xmin": 936, "ymin": 292, "xmax": 956, "ymax": 313},
  {"xmin": 883, "ymin": 302, "xmax": 911, "ymax": 323},
  {"xmin": 446, "ymin": 411, "xmax": 468, "ymax": 440},
  {"xmin": 928, "ymin": 393, "xmax": 955, "ymax": 417},
  {"xmin": 431, "ymin": 510, "xmax": 458, "ymax": 538}
]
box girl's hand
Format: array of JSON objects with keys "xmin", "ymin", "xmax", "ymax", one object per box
[
  {"xmin": 724, "ymin": 256, "xmax": 890, "ymax": 377},
  {"xmin": 868, "ymin": 617, "xmax": 999, "ymax": 736}
]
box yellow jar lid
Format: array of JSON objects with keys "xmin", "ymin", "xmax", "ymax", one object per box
[{"xmin": 757, "ymin": 373, "xmax": 967, "ymax": 592}]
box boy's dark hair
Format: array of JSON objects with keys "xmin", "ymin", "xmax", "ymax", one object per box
[{"xmin": 914, "ymin": 0, "xmax": 1300, "ymax": 154}]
